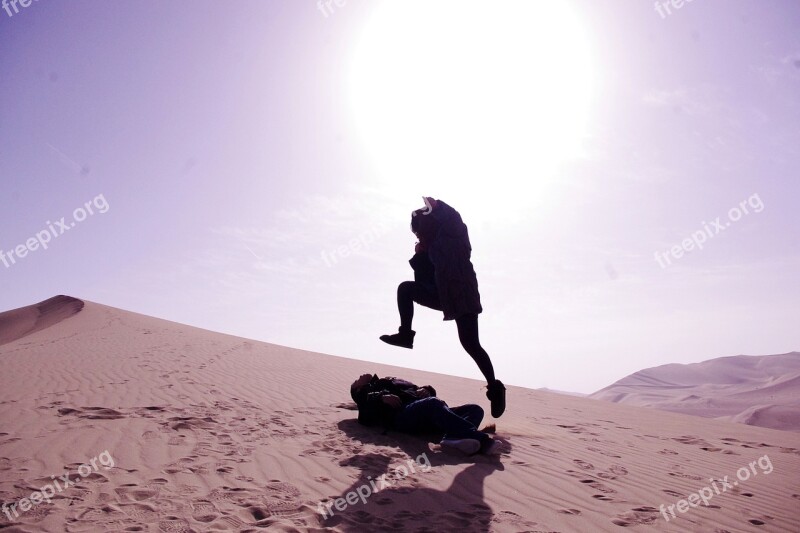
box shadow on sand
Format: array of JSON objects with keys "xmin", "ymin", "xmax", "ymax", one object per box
[{"xmin": 317, "ymin": 418, "xmax": 510, "ymax": 531}]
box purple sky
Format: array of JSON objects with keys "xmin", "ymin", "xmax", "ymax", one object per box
[{"xmin": 2, "ymin": 0, "xmax": 799, "ymax": 393}]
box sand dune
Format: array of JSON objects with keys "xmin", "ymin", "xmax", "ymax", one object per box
[
  {"xmin": 590, "ymin": 354, "xmax": 800, "ymax": 432},
  {"xmin": 0, "ymin": 295, "xmax": 84, "ymax": 347},
  {"xmin": 1, "ymin": 297, "xmax": 799, "ymax": 532}
]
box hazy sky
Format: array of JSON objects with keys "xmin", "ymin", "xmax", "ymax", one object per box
[{"xmin": 2, "ymin": 0, "xmax": 798, "ymax": 393}]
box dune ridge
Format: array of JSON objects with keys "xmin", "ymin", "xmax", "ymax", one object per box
[
  {"xmin": 1, "ymin": 297, "xmax": 799, "ymax": 532},
  {"xmin": 590, "ymin": 353, "xmax": 800, "ymax": 432},
  {"xmin": 0, "ymin": 295, "xmax": 84, "ymax": 347}
]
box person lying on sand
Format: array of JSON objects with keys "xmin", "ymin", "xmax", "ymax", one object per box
[
  {"xmin": 350, "ymin": 373, "xmax": 501, "ymax": 456},
  {"xmin": 379, "ymin": 197, "xmax": 506, "ymax": 418}
]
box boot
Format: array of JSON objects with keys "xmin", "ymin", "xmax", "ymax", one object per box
[
  {"xmin": 379, "ymin": 327, "xmax": 415, "ymax": 349},
  {"xmin": 486, "ymin": 379, "xmax": 506, "ymax": 418}
]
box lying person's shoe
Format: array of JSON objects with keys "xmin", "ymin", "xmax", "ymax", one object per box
[
  {"xmin": 440, "ymin": 438, "xmax": 481, "ymax": 455},
  {"xmin": 486, "ymin": 380, "xmax": 506, "ymax": 418},
  {"xmin": 379, "ymin": 328, "xmax": 415, "ymax": 349},
  {"xmin": 482, "ymin": 439, "xmax": 503, "ymax": 456}
]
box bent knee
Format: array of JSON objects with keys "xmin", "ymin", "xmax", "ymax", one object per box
[
  {"xmin": 398, "ymin": 281, "xmax": 415, "ymax": 293},
  {"xmin": 419, "ymin": 397, "xmax": 445, "ymax": 407},
  {"xmin": 470, "ymin": 405, "xmax": 485, "ymax": 419}
]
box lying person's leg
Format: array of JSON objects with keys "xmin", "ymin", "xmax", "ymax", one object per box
[
  {"xmin": 449, "ymin": 404, "xmax": 484, "ymax": 429},
  {"xmin": 396, "ymin": 398, "xmax": 492, "ymax": 451}
]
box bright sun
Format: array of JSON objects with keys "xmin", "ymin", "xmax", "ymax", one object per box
[{"xmin": 349, "ymin": 0, "xmax": 595, "ymax": 218}]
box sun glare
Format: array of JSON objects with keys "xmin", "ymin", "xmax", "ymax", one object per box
[{"xmin": 349, "ymin": 0, "xmax": 595, "ymax": 218}]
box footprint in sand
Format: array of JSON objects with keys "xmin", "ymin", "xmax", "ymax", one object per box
[
  {"xmin": 669, "ymin": 471, "xmax": 703, "ymax": 481},
  {"xmin": 587, "ymin": 446, "xmax": 621, "ymax": 458},
  {"xmin": 491, "ymin": 510, "xmax": 539, "ymax": 530},
  {"xmin": 597, "ymin": 465, "xmax": 628, "ymax": 480},
  {"xmin": 57, "ymin": 406, "xmax": 126, "ymax": 420},
  {"xmin": 579, "ymin": 479, "xmax": 616, "ymax": 494},
  {"xmin": 158, "ymin": 515, "xmax": 193, "ymax": 532},
  {"xmin": 121, "ymin": 502, "xmax": 160, "ymax": 522},
  {"xmin": 612, "ymin": 506, "xmax": 660, "ymax": 527},
  {"xmin": 206, "ymin": 481, "xmax": 304, "ymax": 525},
  {"xmin": 191, "ymin": 500, "xmax": 220, "ymax": 522},
  {"xmin": 609, "ymin": 465, "xmax": 628, "ymax": 476},
  {"xmin": 530, "ymin": 444, "xmax": 560, "ymax": 454},
  {"xmin": 672, "ymin": 435, "xmax": 712, "ymax": 447},
  {"xmin": 573, "ymin": 459, "xmax": 594, "ymax": 470},
  {"xmin": 746, "ymin": 514, "xmax": 774, "ymax": 526},
  {"xmin": 115, "ymin": 485, "xmax": 159, "ymax": 502}
]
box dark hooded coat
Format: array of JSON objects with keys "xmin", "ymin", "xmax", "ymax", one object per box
[{"xmin": 411, "ymin": 200, "xmax": 483, "ymax": 321}]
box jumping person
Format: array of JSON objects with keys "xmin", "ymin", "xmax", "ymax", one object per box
[{"xmin": 379, "ymin": 197, "xmax": 506, "ymax": 418}]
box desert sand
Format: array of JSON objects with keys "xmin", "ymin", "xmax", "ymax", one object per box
[
  {"xmin": 590, "ymin": 353, "xmax": 800, "ymax": 432},
  {"xmin": 1, "ymin": 296, "xmax": 798, "ymax": 532}
]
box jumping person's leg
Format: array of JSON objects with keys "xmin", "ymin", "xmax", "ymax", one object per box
[
  {"xmin": 455, "ymin": 313, "xmax": 495, "ymax": 383},
  {"xmin": 380, "ymin": 281, "xmax": 441, "ymax": 349},
  {"xmin": 397, "ymin": 281, "xmax": 415, "ymax": 331},
  {"xmin": 455, "ymin": 313, "xmax": 506, "ymax": 418}
]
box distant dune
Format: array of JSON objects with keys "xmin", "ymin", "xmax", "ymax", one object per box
[
  {"xmin": 590, "ymin": 353, "xmax": 800, "ymax": 432},
  {"xmin": 1, "ymin": 297, "xmax": 799, "ymax": 532},
  {"xmin": 538, "ymin": 388, "xmax": 588, "ymax": 398},
  {"xmin": 0, "ymin": 295, "xmax": 84, "ymax": 347}
]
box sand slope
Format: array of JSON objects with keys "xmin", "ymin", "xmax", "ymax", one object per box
[
  {"xmin": 0, "ymin": 295, "xmax": 84, "ymax": 347},
  {"xmin": 590, "ymin": 354, "xmax": 800, "ymax": 432},
  {"xmin": 1, "ymin": 298, "xmax": 799, "ymax": 532}
]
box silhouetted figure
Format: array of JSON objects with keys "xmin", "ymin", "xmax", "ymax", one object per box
[
  {"xmin": 350, "ymin": 373, "xmax": 501, "ymax": 455},
  {"xmin": 379, "ymin": 198, "xmax": 506, "ymax": 417}
]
